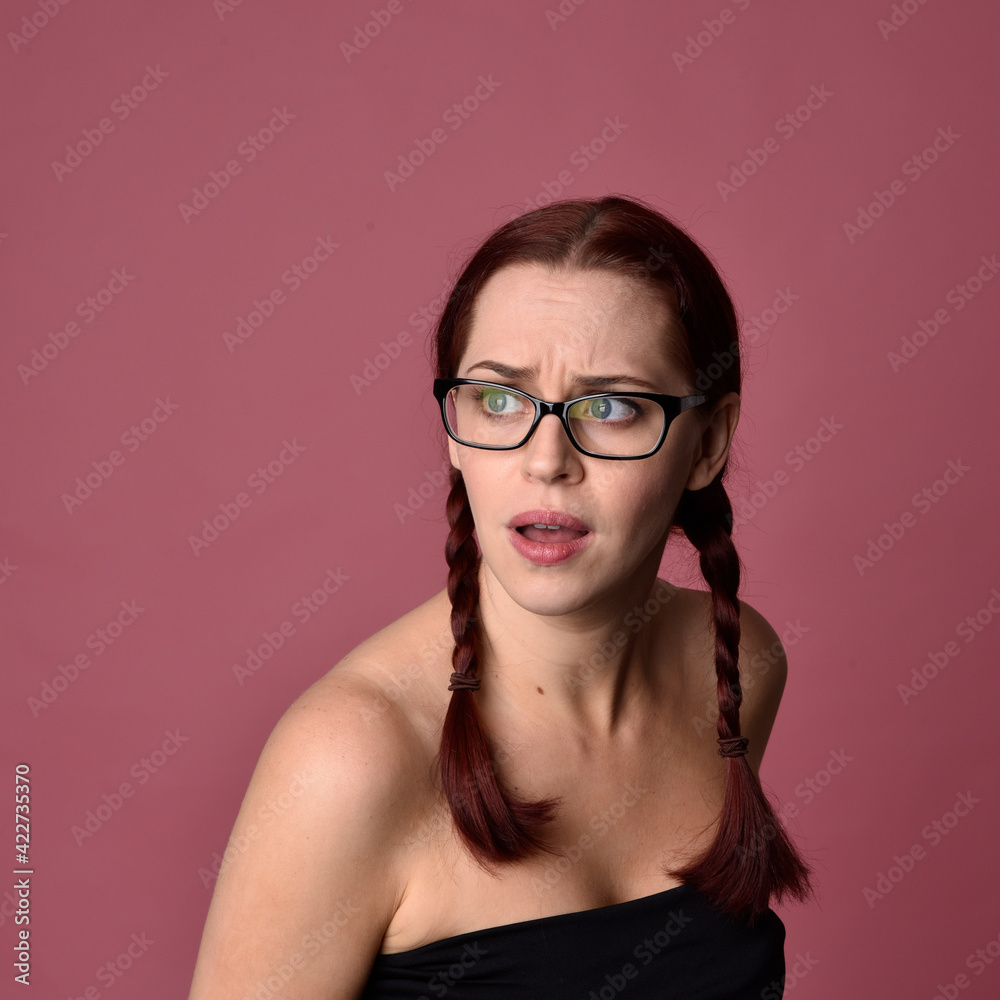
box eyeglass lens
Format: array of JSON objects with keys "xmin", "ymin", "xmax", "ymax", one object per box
[{"xmin": 444, "ymin": 384, "xmax": 666, "ymax": 457}]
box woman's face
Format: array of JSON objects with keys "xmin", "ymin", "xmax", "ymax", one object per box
[{"xmin": 449, "ymin": 263, "xmax": 736, "ymax": 617}]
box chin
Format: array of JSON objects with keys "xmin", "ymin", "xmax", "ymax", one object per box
[
  {"xmin": 483, "ymin": 553, "xmax": 602, "ymax": 617},
  {"xmin": 502, "ymin": 584, "xmax": 591, "ymax": 619}
]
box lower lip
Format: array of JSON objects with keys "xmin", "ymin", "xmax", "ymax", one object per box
[{"xmin": 507, "ymin": 526, "xmax": 592, "ymax": 566}]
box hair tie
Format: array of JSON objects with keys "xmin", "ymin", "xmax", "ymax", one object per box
[
  {"xmin": 448, "ymin": 671, "xmax": 481, "ymax": 692},
  {"xmin": 717, "ymin": 736, "xmax": 749, "ymax": 758}
]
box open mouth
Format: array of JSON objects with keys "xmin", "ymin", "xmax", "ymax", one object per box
[
  {"xmin": 515, "ymin": 524, "xmax": 589, "ymax": 544},
  {"xmin": 507, "ymin": 513, "xmax": 592, "ymax": 566}
]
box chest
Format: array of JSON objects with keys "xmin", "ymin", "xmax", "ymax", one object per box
[{"xmin": 384, "ymin": 725, "xmax": 726, "ymax": 953}]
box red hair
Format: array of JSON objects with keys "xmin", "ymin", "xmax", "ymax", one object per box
[{"xmin": 432, "ymin": 195, "xmax": 813, "ymax": 924}]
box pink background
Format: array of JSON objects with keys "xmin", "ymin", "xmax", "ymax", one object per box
[{"xmin": 3, "ymin": 1, "xmax": 998, "ymax": 996}]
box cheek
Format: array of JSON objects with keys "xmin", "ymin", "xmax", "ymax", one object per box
[
  {"xmin": 457, "ymin": 453, "xmax": 514, "ymax": 519},
  {"xmin": 600, "ymin": 459, "xmax": 686, "ymax": 535},
  {"xmin": 615, "ymin": 477, "xmax": 675, "ymax": 530}
]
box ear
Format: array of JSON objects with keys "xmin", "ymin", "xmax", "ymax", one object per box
[
  {"xmin": 685, "ymin": 392, "xmax": 740, "ymax": 491},
  {"xmin": 448, "ymin": 438, "xmax": 462, "ymax": 471}
]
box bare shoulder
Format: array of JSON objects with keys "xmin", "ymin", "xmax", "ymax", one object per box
[
  {"xmin": 261, "ymin": 584, "xmax": 459, "ymax": 840},
  {"xmin": 668, "ymin": 585, "xmax": 790, "ymax": 773},
  {"xmin": 734, "ymin": 599, "xmax": 789, "ymax": 764},
  {"xmin": 273, "ymin": 585, "xmax": 455, "ymax": 776},
  {"xmin": 271, "ymin": 661, "xmax": 433, "ymax": 787},
  {"xmin": 324, "ymin": 586, "xmax": 455, "ymax": 715},
  {"xmin": 188, "ymin": 594, "xmax": 452, "ymax": 1000}
]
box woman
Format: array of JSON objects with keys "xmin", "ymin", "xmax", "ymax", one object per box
[{"xmin": 188, "ymin": 195, "xmax": 813, "ymax": 999}]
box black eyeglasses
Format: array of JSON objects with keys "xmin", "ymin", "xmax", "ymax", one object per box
[{"xmin": 433, "ymin": 378, "xmax": 708, "ymax": 460}]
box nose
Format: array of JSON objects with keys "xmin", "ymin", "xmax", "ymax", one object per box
[{"xmin": 520, "ymin": 413, "xmax": 583, "ymax": 483}]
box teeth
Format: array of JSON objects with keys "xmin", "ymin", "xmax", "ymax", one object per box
[{"xmin": 532, "ymin": 523, "xmax": 558, "ymax": 529}]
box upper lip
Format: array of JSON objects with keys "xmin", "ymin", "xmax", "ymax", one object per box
[{"xmin": 509, "ymin": 509, "xmax": 591, "ymax": 531}]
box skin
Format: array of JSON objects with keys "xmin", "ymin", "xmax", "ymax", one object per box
[{"xmin": 187, "ymin": 264, "xmax": 790, "ymax": 1000}]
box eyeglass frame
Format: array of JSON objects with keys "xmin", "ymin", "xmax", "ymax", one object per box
[{"xmin": 432, "ymin": 377, "xmax": 709, "ymax": 461}]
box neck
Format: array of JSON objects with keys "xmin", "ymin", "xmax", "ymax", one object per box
[{"xmin": 469, "ymin": 553, "xmax": 685, "ymax": 738}]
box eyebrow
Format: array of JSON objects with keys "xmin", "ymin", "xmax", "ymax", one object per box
[{"xmin": 463, "ymin": 360, "xmax": 661, "ymax": 392}]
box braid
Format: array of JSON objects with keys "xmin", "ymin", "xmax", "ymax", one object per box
[
  {"xmin": 665, "ymin": 477, "xmax": 814, "ymax": 924},
  {"xmin": 444, "ymin": 472, "xmax": 481, "ymax": 685},
  {"xmin": 438, "ymin": 471, "xmax": 560, "ymax": 865}
]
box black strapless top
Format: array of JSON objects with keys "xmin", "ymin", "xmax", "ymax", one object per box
[{"xmin": 361, "ymin": 883, "xmax": 786, "ymax": 998}]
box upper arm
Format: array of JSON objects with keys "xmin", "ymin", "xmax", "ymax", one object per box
[
  {"xmin": 187, "ymin": 677, "xmax": 421, "ymax": 1000},
  {"xmin": 736, "ymin": 601, "xmax": 789, "ymax": 775}
]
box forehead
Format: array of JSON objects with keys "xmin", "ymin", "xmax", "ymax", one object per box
[{"xmin": 459, "ymin": 264, "xmax": 683, "ymax": 383}]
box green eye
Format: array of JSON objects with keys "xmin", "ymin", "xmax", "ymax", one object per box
[
  {"xmin": 479, "ymin": 388, "xmax": 522, "ymax": 413},
  {"xmin": 569, "ymin": 396, "xmax": 637, "ymax": 421}
]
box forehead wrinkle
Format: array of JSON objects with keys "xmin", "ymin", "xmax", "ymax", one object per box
[
  {"xmin": 475, "ymin": 263, "xmax": 655, "ymax": 327},
  {"xmin": 462, "ymin": 358, "xmax": 662, "ymax": 393},
  {"xmin": 460, "ymin": 264, "xmax": 682, "ymax": 387}
]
